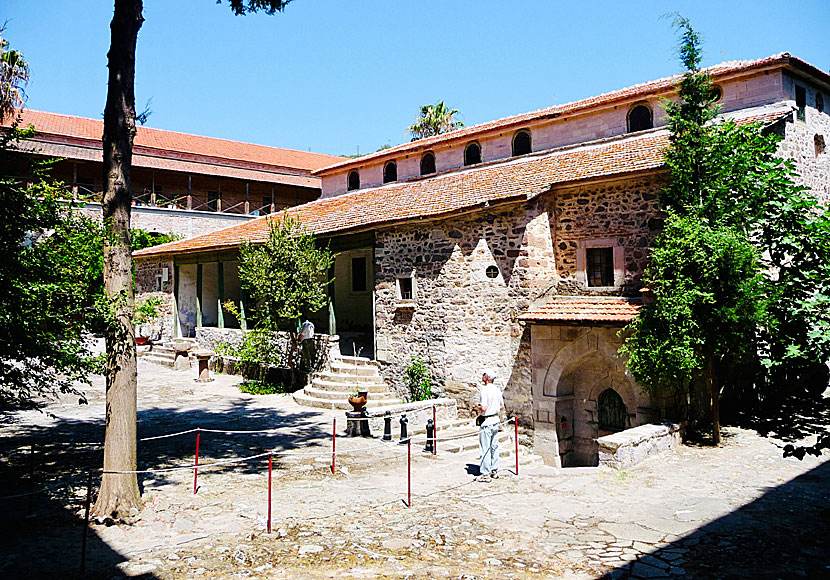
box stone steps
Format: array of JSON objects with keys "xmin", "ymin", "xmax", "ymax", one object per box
[
  {"xmin": 294, "ymin": 355, "xmax": 400, "ymax": 411},
  {"xmin": 139, "ymin": 354, "xmax": 176, "ymax": 368},
  {"xmin": 302, "ymin": 385, "xmax": 399, "ymax": 403},
  {"xmin": 311, "ymin": 378, "xmax": 389, "ymax": 393},
  {"xmin": 292, "ymin": 391, "xmax": 401, "ymax": 411}
]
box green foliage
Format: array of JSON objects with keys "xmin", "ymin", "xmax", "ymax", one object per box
[
  {"xmin": 620, "ymin": 215, "xmax": 763, "ymax": 396},
  {"xmin": 237, "ymin": 215, "xmax": 333, "ymax": 334},
  {"xmin": 622, "ymin": 17, "xmax": 830, "ymax": 440},
  {"xmin": 130, "ymin": 229, "xmax": 181, "ymax": 252},
  {"xmin": 405, "ymin": 356, "xmax": 433, "ymax": 401},
  {"xmin": 225, "ymin": 0, "xmax": 292, "ymax": 16},
  {"xmin": 0, "ymin": 29, "xmax": 30, "ymax": 123},
  {"xmin": 0, "ymin": 124, "xmax": 97, "ymax": 408},
  {"xmin": 238, "ymin": 380, "xmax": 290, "ymax": 395},
  {"xmin": 133, "ymin": 296, "xmax": 163, "ymax": 324},
  {"xmin": 216, "ymin": 329, "xmax": 287, "ymax": 367},
  {"xmin": 407, "ymin": 100, "xmax": 464, "ymax": 141}
]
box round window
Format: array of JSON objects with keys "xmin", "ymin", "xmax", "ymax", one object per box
[{"xmin": 485, "ymin": 265, "xmax": 499, "ymax": 279}]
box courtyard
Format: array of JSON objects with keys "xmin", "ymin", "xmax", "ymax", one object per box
[{"xmin": 1, "ymin": 360, "xmax": 827, "ymax": 579}]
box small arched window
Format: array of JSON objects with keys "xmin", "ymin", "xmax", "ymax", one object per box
[
  {"xmin": 383, "ymin": 161, "xmax": 397, "ymax": 183},
  {"xmin": 347, "ymin": 170, "xmax": 360, "ymax": 191},
  {"xmin": 627, "ymin": 104, "xmax": 653, "ymax": 133},
  {"xmin": 709, "ymin": 85, "xmax": 723, "ymax": 103},
  {"xmin": 464, "ymin": 142, "xmax": 481, "ymax": 166},
  {"xmin": 420, "ymin": 152, "xmax": 436, "ymax": 175},
  {"xmin": 512, "ymin": 130, "xmax": 532, "ymax": 156},
  {"xmin": 598, "ymin": 388, "xmax": 627, "ymax": 431}
]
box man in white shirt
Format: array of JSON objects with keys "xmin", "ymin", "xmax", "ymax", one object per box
[{"xmin": 475, "ymin": 369, "xmax": 504, "ymax": 482}]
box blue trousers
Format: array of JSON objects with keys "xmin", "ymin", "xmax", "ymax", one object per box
[{"xmin": 479, "ymin": 424, "xmax": 500, "ymax": 476}]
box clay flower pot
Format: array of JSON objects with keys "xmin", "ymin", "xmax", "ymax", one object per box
[
  {"xmin": 348, "ymin": 393, "xmax": 368, "ymax": 411},
  {"xmin": 136, "ymin": 336, "xmax": 149, "ymax": 346}
]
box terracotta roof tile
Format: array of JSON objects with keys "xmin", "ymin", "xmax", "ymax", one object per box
[
  {"xmin": 520, "ymin": 297, "xmax": 642, "ymax": 323},
  {"xmin": 7, "ymin": 109, "xmax": 344, "ymax": 173},
  {"xmin": 133, "ymin": 105, "xmax": 791, "ymax": 258},
  {"xmin": 315, "ymin": 53, "xmax": 815, "ymax": 175}
]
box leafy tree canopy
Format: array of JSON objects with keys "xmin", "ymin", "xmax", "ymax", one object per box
[{"xmin": 407, "ymin": 100, "xmax": 464, "ymax": 141}]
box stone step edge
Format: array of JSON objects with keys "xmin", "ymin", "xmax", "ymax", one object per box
[
  {"xmin": 292, "ymin": 392, "xmax": 400, "ymax": 410},
  {"xmin": 301, "ymin": 386, "xmax": 400, "ymax": 402}
]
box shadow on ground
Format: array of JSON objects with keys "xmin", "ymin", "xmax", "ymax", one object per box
[
  {"xmin": 0, "ymin": 397, "xmax": 328, "ymax": 579},
  {"xmin": 600, "ymin": 460, "xmax": 830, "ymax": 579}
]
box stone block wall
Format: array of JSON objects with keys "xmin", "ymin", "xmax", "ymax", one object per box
[
  {"xmin": 546, "ymin": 175, "xmax": 664, "ymax": 296},
  {"xmin": 373, "ymin": 201, "xmax": 556, "ymax": 421},
  {"xmin": 529, "ymin": 324, "xmax": 657, "ymax": 467},
  {"xmin": 134, "ymin": 257, "xmax": 175, "ymax": 340},
  {"xmin": 597, "ymin": 423, "xmax": 681, "ymax": 469}
]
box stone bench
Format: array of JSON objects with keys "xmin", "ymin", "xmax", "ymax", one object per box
[{"xmin": 597, "ymin": 423, "xmax": 681, "ymax": 469}]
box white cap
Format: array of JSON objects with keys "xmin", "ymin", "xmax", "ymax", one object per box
[{"xmin": 483, "ymin": 369, "xmax": 497, "ymax": 382}]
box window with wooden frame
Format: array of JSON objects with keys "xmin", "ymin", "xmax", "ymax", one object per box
[
  {"xmin": 627, "ymin": 104, "xmax": 653, "ymax": 133},
  {"xmin": 420, "ymin": 152, "xmax": 436, "ymax": 175},
  {"xmin": 586, "ymin": 247, "xmax": 614, "ymax": 287},
  {"xmin": 512, "ymin": 130, "xmax": 532, "ymax": 156},
  {"xmin": 397, "ymin": 276, "xmax": 414, "ymax": 301}
]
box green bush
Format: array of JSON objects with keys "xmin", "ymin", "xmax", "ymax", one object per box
[
  {"xmin": 405, "ymin": 356, "xmax": 432, "ymax": 401},
  {"xmin": 238, "ymin": 380, "xmax": 290, "ymax": 395}
]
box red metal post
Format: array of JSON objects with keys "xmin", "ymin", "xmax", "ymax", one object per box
[
  {"xmin": 267, "ymin": 454, "xmax": 272, "ymax": 533},
  {"xmin": 432, "ymin": 405, "xmax": 437, "ymax": 456},
  {"xmin": 514, "ymin": 416, "xmax": 519, "ymax": 476},
  {"xmin": 407, "ymin": 438, "xmax": 411, "ymax": 507},
  {"xmin": 331, "ymin": 417, "xmax": 336, "ymax": 475},
  {"xmin": 193, "ymin": 429, "xmax": 200, "ymax": 494}
]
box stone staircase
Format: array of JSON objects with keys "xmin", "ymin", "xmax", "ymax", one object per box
[
  {"xmin": 292, "ymin": 355, "xmax": 402, "ymax": 410},
  {"xmin": 137, "ymin": 339, "xmax": 196, "ymax": 369}
]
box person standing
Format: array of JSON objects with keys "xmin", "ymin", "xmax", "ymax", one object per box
[{"xmin": 476, "ymin": 369, "xmax": 504, "ymax": 482}]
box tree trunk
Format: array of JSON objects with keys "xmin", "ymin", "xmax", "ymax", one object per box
[
  {"xmin": 707, "ymin": 357, "xmax": 721, "ymax": 445},
  {"xmin": 93, "ymin": 0, "xmax": 144, "ymax": 520}
]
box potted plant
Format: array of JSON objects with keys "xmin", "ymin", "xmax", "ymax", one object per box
[{"xmin": 348, "ymin": 386, "xmax": 368, "ymax": 411}]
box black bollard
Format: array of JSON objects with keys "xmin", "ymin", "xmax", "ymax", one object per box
[
  {"xmin": 399, "ymin": 414, "xmax": 408, "ymax": 444},
  {"xmin": 360, "ymin": 407, "xmax": 371, "ymax": 437},
  {"xmin": 383, "ymin": 411, "xmax": 392, "ymax": 441},
  {"xmin": 424, "ymin": 418, "xmax": 434, "ymax": 454}
]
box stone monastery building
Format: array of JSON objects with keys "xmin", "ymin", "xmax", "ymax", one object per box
[{"xmin": 134, "ymin": 53, "xmax": 830, "ymax": 467}]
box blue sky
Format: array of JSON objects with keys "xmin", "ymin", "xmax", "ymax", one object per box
[{"xmin": 4, "ymin": 1, "xmax": 829, "ymax": 157}]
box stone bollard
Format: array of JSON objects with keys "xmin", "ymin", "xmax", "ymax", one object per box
[
  {"xmin": 424, "ymin": 419, "xmax": 434, "ymax": 454},
  {"xmin": 383, "ymin": 411, "xmax": 392, "ymax": 441},
  {"xmin": 399, "ymin": 414, "xmax": 408, "ymax": 444}
]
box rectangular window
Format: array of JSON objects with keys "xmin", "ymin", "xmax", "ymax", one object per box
[
  {"xmin": 207, "ymin": 191, "xmax": 219, "ymax": 212},
  {"xmin": 586, "ymin": 247, "xmax": 614, "ymax": 287},
  {"xmin": 351, "ymin": 257, "xmax": 367, "ymax": 292},
  {"xmin": 262, "ymin": 197, "xmax": 272, "ymax": 214},
  {"xmin": 796, "ymin": 85, "xmax": 807, "ymax": 122},
  {"xmin": 398, "ymin": 277, "xmax": 414, "ymax": 301}
]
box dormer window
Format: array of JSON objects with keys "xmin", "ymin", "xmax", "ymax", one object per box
[
  {"xmin": 464, "ymin": 142, "xmax": 481, "ymax": 166},
  {"xmin": 347, "ymin": 170, "xmax": 360, "ymax": 191},
  {"xmin": 627, "ymin": 104, "xmax": 653, "ymax": 133},
  {"xmin": 512, "ymin": 130, "xmax": 532, "ymax": 156},
  {"xmin": 420, "ymin": 152, "xmax": 436, "ymax": 175},
  {"xmin": 795, "ymin": 86, "xmax": 806, "ymax": 122},
  {"xmin": 383, "ymin": 161, "xmax": 398, "ymax": 183}
]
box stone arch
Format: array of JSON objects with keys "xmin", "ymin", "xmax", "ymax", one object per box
[{"xmin": 541, "ymin": 329, "xmax": 636, "ymax": 399}]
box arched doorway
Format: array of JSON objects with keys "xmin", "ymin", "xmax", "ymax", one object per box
[{"xmin": 598, "ymin": 388, "xmax": 628, "ymax": 432}]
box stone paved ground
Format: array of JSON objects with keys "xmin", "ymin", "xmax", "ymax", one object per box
[{"xmin": 1, "ymin": 360, "xmax": 828, "ymax": 579}]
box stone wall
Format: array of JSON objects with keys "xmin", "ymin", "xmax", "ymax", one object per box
[
  {"xmin": 373, "ymin": 201, "xmax": 556, "ymax": 422},
  {"xmin": 76, "ymin": 202, "xmax": 256, "ymax": 239},
  {"xmin": 777, "ymin": 75, "xmax": 830, "ymax": 205},
  {"xmin": 597, "ymin": 423, "xmax": 681, "ymax": 469},
  {"xmin": 134, "ymin": 257, "xmax": 175, "ymax": 340},
  {"xmin": 545, "ymin": 175, "xmax": 664, "ymax": 295},
  {"xmin": 529, "ymin": 323, "xmax": 657, "ymax": 468}
]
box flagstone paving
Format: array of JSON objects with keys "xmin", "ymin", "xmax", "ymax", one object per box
[{"xmin": 1, "ymin": 359, "xmax": 828, "ymax": 578}]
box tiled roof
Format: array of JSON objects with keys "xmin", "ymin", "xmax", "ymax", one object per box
[
  {"xmin": 7, "ymin": 109, "xmax": 344, "ymax": 174},
  {"xmin": 520, "ymin": 297, "xmax": 643, "ymax": 324},
  {"xmin": 315, "ymin": 52, "xmax": 821, "ymax": 176},
  {"xmin": 133, "ymin": 105, "xmax": 791, "ymax": 258}
]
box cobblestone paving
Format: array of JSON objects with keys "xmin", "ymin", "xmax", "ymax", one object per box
[{"xmin": 1, "ymin": 360, "xmax": 828, "ymax": 579}]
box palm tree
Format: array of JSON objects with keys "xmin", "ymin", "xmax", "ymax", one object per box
[
  {"xmin": 0, "ymin": 31, "xmax": 30, "ymax": 123},
  {"xmin": 407, "ymin": 100, "xmax": 463, "ymax": 141}
]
